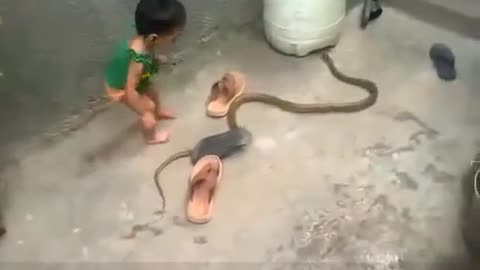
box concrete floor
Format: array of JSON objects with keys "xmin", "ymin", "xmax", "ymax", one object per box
[
  {"xmin": 424, "ymin": 0, "xmax": 480, "ymax": 18},
  {"xmin": 1, "ymin": 4, "xmax": 480, "ymax": 269}
]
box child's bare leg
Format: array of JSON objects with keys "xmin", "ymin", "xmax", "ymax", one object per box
[
  {"xmin": 105, "ymin": 85, "xmax": 151, "ymax": 116},
  {"xmin": 140, "ymin": 111, "xmax": 170, "ymax": 144},
  {"xmin": 106, "ymin": 86, "xmax": 170, "ymax": 144},
  {"xmin": 145, "ymin": 89, "xmax": 176, "ymax": 119},
  {"xmin": 131, "ymin": 95, "xmax": 171, "ymax": 144}
]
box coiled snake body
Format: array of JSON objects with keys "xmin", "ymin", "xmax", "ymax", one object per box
[{"xmin": 154, "ymin": 52, "xmax": 378, "ymax": 213}]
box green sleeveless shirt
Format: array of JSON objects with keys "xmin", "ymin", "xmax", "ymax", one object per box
[{"xmin": 104, "ymin": 40, "xmax": 159, "ymax": 94}]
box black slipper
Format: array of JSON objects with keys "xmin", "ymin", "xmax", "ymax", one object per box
[
  {"xmin": 361, "ymin": 0, "xmax": 383, "ymax": 29},
  {"xmin": 191, "ymin": 128, "xmax": 252, "ymax": 164},
  {"xmin": 369, "ymin": 0, "xmax": 383, "ymax": 21},
  {"xmin": 0, "ymin": 215, "xmax": 5, "ymax": 237},
  {"xmin": 429, "ymin": 43, "xmax": 457, "ymax": 81}
]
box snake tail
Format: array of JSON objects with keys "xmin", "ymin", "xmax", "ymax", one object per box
[{"xmin": 154, "ymin": 150, "xmax": 192, "ymax": 213}]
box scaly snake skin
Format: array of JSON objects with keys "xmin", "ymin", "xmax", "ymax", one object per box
[{"xmin": 153, "ymin": 51, "xmax": 379, "ymax": 214}]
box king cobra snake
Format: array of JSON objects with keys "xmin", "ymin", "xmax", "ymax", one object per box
[{"xmin": 153, "ymin": 51, "xmax": 378, "ymax": 214}]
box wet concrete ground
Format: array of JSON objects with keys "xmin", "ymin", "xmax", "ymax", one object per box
[{"xmin": 1, "ymin": 4, "xmax": 480, "ymax": 270}]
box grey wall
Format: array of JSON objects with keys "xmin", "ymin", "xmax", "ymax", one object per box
[{"xmin": 0, "ymin": 0, "xmax": 261, "ymax": 156}]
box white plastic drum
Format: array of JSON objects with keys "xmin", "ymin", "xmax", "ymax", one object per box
[{"xmin": 263, "ymin": 0, "xmax": 346, "ymax": 57}]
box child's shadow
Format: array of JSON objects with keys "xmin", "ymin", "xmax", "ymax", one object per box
[{"xmin": 80, "ymin": 122, "xmax": 141, "ymax": 176}]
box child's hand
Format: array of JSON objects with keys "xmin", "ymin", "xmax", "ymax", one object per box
[
  {"xmin": 156, "ymin": 54, "xmax": 168, "ymax": 64},
  {"xmin": 153, "ymin": 55, "xmax": 169, "ymax": 72}
]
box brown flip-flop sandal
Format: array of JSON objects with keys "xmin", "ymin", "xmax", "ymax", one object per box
[
  {"xmin": 206, "ymin": 71, "xmax": 246, "ymax": 118},
  {"xmin": 186, "ymin": 155, "xmax": 223, "ymax": 224}
]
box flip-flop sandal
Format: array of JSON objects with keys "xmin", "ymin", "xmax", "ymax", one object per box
[
  {"xmin": 206, "ymin": 71, "xmax": 246, "ymax": 118},
  {"xmin": 429, "ymin": 43, "xmax": 457, "ymax": 81},
  {"xmin": 186, "ymin": 155, "xmax": 223, "ymax": 224}
]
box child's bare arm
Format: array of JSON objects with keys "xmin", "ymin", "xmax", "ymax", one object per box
[{"xmin": 124, "ymin": 61, "xmax": 145, "ymax": 114}]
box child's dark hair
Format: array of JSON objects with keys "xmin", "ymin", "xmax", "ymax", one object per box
[{"xmin": 135, "ymin": 0, "xmax": 186, "ymax": 36}]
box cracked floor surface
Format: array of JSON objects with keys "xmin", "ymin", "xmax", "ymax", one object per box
[{"xmin": 1, "ymin": 5, "xmax": 480, "ymax": 270}]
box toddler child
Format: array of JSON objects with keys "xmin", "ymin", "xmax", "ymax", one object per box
[{"xmin": 104, "ymin": 0, "xmax": 186, "ymax": 144}]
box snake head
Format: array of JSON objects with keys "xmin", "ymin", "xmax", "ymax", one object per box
[{"xmin": 237, "ymin": 127, "xmax": 253, "ymax": 146}]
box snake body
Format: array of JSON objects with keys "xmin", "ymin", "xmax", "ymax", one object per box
[
  {"xmin": 227, "ymin": 53, "xmax": 378, "ymax": 129},
  {"xmin": 154, "ymin": 150, "xmax": 192, "ymax": 213},
  {"xmin": 153, "ymin": 52, "xmax": 378, "ymax": 213}
]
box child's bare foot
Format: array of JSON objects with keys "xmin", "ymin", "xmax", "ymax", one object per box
[
  {"xmin": 157, "ymin": 109, "xmax": 176, "ymax": 120},
  {"xmin": 147, "ymin": 130, "xmax": 170, "ymax": 145}
]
